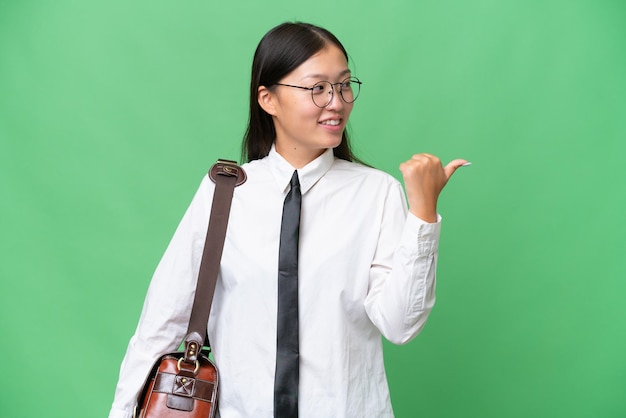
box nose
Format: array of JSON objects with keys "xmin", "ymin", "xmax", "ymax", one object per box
[{"xmin": 325, "ymin": 85, "xmax": 344, "ymax": 110}]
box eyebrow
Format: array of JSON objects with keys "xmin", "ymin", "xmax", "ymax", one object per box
[{"xmin": 302, "ymin": 69, "xmax": 352, "ymax": 81}]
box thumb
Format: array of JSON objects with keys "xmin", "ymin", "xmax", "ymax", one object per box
[{"xmin": 444, "ymin": 159, "xmax": 470, "ymax": 180}]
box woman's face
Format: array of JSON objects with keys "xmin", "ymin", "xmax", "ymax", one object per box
[{"xmin": 258, "ymin": 44, "xmax": 354, "ymax": 168}]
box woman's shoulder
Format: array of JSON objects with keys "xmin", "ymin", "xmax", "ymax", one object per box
[
  {"xmin": 331, "ymin": 158, "xmax": 401, "ymax": 187},
  {"xmin": 238, "ymin": 158, "xmax": 275, "ymax": 184},
  {"xmin": 240, "ymin": 157, "xmax": 267, "ymax": 173}
]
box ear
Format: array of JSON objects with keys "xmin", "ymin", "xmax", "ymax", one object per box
[{"xmin": 258, "ymin": 86, "xmax": 277, "ymax": 116}]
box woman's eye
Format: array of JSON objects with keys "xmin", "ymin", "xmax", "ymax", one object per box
[{"xmin": 312, "ymin": 85, "xmax": 326, "ymax": 94}]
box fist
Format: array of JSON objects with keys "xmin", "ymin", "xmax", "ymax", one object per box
[{"xmin": 399, "ymin": 154, "xmax": 468, "ymax": 223}]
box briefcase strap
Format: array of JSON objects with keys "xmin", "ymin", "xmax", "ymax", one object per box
[{"xmin": 183, "ymin": 159, "xmax": 246, "ymax": 364}]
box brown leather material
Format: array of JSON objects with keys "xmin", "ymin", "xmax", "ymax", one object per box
[
  {"xmin": 185, "ymin": 160, "xmax": 243, "ymax": 360},
  {"xmin": 183, "ymin": 333, "xmax": 203, "ymax": 364},
  {"xmin": 209, "ymin": 159, "xmax": 247, "ymax": 186},
  {"xmin": 134, "ymin": 159, "xmax": 244, "ymax": 418},
  {"xmin": 153, "ymin": 371, "xmax": 217, "ymax": 401},
  {"xmin": 173, "ymin": 375, "xmax": 195, "ymax": 397},
  {"xmin": 167, "ymin": 394, "xmax": 194, "ymax": 412},
  {"xmin": 135, "ymin": 353, "xmax": 219, "ymax": 418}
]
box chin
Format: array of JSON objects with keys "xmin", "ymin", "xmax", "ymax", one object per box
[{"xmin": 324, "ymin": 135, "xmax": 344, "ymax": 149}]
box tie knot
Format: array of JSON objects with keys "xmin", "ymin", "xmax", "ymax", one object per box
[{"xmin": 290, "ymin": 170, "xmax": 300, "ymax": 189}]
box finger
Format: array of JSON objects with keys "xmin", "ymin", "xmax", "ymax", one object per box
[
  {"xmin": 443, "ymin": 159, "xmax": 470, "ymax": 179},
  {"xmin": 411, "ymin": 153, "xmax": 437, "ymax": 162}
]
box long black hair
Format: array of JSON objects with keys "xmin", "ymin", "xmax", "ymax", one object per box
[{"xmin": 242, "ymin": 22, "xmax": 360, "ymax": 163}]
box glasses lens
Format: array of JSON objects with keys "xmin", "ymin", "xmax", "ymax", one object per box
[
  {"xmin": 311, "ymin": 81, "xmax": 333, "ymax": 108},
  {"xmin": 310, "ymin": 78, "xmax": 361, "ymax": 107},
  {"xmin": 339, "ymin": 78, "xmax": 360, "ymax": 103}
]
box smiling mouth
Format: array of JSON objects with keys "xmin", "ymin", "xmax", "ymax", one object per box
[{"xmin": 320, "ymin": 119, "xmax": 341, "ymax": 126}]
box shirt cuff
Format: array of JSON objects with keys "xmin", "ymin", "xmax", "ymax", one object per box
[{"xmin": 404, "ymin": 212, "xmax": 441, "ymax": 255}]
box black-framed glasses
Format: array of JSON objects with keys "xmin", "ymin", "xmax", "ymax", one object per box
[{"xmin": 275, "ymin": 77, "xmax": 362, "ymax": 108}]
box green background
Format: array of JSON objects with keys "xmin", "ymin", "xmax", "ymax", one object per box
[{"xmin": 1, "ymin": 0, "xmax": 625, "ymax": 417}]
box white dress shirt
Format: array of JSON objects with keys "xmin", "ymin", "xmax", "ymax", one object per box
[{"xmin": 109, "ymin": 146, "xmax": 441, "ymax": 418}]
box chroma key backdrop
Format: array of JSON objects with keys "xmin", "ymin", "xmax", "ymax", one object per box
[{"xmin": 1, "ymin": 0, "xmax": 625, "ymax": 417}]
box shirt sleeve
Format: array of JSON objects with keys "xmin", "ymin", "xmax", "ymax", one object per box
[
  {"xmin": 364, "ymin": 181, "xmax": 441, "ymax": 345},
  {"xmin": 108, "ymin": 175, "xmax": 215, "ymax": 418}
]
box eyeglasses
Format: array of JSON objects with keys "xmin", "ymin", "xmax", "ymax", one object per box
[{"xmin": 275, "ymin": 77, "xmax": 362, "ymax": 108}]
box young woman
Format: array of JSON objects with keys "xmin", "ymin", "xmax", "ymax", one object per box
[{"xmin": 109, "ymin": 22, "xmax": 467, "ymax": 418}]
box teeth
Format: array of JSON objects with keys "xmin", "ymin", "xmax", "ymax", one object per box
[{"xmin": 321, "ymin": 119, "xmax": 340, "ymax": 126}]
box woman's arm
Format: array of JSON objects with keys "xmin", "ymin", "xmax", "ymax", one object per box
[{"xmin": 108, "ymin": 176, "xmax": 215, "ymax": 418}]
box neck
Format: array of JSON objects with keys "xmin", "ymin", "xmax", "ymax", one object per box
[{"xmin": 275, "ymin": 143, "xmax": 326, "ymax": 169}]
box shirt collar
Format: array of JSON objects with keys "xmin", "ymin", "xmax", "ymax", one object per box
[{"xmin": 267, "ymin": 145, "xmax": 335, "ymax": 195}]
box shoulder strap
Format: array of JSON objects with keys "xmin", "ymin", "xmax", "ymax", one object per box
[{"xmin": 183, "ymin": 159, "xmax": 246, "ymax": 364}]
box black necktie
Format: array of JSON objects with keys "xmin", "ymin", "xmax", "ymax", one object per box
[{"xmin": 274, "ymin": 170, "xmax": 301, "ymax": 417}]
